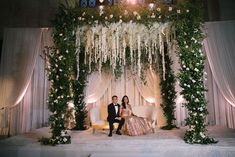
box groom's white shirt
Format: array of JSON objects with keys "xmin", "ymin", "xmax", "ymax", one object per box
[{"xmin": 113, "ymin": 103, "xmax": 118, "ymax": 115}]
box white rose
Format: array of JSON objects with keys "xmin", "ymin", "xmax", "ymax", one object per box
[
  {"xmin": 157, "ymin": 8, "xmax": 161, "ymax": 12},
  {"xmin": 200, "ymin": 132, "xmax": 206, "ymax": 138},
  {"xmin": 124, "ymin": 10, "xmax": 128, "ymax": 15},
  {"xmin": 151, "ymin": 14, "xmax": 156, "ymax": 18},
  {"xmin": 61, "ymin": 131, "xmax": 65, "ymax": 136},
  {"xmin": 109, "ymin": 14, "xmax": 113, "ymax": 18},
  {"xmin": 169, "ymin": 7, "xmax": 172, "ymax": 11},
  {"xmin": 177, "ymin": 10, "xmax": 181, "ymax": 14}
]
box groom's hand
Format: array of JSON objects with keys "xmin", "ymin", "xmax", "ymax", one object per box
[{"xmin": 115, "ymin": 117, "xmax": 122, "ymax": 120}]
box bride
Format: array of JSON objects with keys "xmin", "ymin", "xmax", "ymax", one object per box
[{"xmin": 120, "ymin": 95, "xmax": 153, "ymax": 136}]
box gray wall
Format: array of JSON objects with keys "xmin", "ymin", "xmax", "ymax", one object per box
[{"xmin": 218, "ymin": 0, "xmax": 235, "ymax": 21}]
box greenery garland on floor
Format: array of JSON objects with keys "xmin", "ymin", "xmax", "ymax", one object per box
[
  {"xmin": 175, "ymin": 1, "xmax": 217, "ymax": 144},
  {"xmin": 41, "ymin": 0, "xmax": 217, "ymax": 145},
  {"xmin": 159, "ymin": 45, "xmax": 177, "ymax": 130}
]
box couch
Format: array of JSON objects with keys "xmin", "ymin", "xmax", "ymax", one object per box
[{"xmin": 90, "ymin": 105, "xmax": 157, "ymax": 134}]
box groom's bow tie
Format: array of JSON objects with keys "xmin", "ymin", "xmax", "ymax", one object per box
[{"xmin": 114, "ymin": 104, "xmax": 118, "ymax": 106}]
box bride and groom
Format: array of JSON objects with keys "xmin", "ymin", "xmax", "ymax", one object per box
[{"xmin": 107, "ymin": 95, "xmax": 153, "ymax": 137}]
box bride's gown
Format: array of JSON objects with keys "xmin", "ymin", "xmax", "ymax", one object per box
[{"xmin": 121, "ymin": 104, "xmax": 153, "ymax": 136}]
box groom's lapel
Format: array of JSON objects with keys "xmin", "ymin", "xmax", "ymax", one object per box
[
  {"xmin": 117, "ymin": 104, "xmax": 120, "ymax": 116},
  {"xmin": 112, "ymin": 103, "xmax": 116, "ymax": 114}
]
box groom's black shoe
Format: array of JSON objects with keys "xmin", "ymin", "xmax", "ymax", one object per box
[
  {"xmin": 116, "ymin": 131, "xmax": 122, "ymax": 135},
  {"xmin": 108, "ymin": 133, "xmax": 112, "ymax": 137}
]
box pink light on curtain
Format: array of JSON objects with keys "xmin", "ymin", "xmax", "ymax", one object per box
[
  {"xmin": 145, "ymin": 97, "xmax": 156, "ymax": 103},
  {"xmin": 15, "ymin": 81, "xmax": 31, "ymax": 105},
  {"xmin": 126, "ymin": 0, "xmax": 137, "ymax": 5}
]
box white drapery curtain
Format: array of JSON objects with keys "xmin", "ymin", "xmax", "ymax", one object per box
[
  {"xmin": 205, "ymin": 58, "xmax": 235, "ymax": 128},
  {"xmin": 0, "ymin": 28, "xmax": 42, "ymax": 109},
  {"xmin": 204, "ymin": 21, "xmax": 235, "ymax": 107},
  {"xmin": 1, "ymin": 22, "xmax": 235, "ymax": 136},
  {"xmin": 85, "ymin": 68, "xmax": 169, "ymax": 127},
  {"xmin": 204, "ymin": 20, "xmax": 235, "ymax": 128},
  {"xmin": 0, "ymin": 28, "xmax": 52, "ymax": 135}
]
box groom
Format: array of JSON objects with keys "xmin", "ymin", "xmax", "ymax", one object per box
[{"xmin": 107, "ymin": 95, "xmax": 125, "ymax": 137}]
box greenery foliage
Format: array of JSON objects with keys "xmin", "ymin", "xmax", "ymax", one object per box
[
  {"xmin": 175, "ymin": 1, "xmax": 217, "ymax": 144},
  {"xmin": 42, "ymin": 0, "xmax": 217, "ymax": 145},
  {"xmin": 159, "ymin": 45, "xmax": 177, "ymax": 130}
]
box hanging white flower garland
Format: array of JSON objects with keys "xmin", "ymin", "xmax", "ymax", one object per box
[{"xmin": 76, "ymin": 22, "xmax": 176, "ymax": 79}]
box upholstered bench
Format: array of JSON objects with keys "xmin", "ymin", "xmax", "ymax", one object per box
[{"xmin": 90, "ymin": 105, "xmax": 157, "ymax": 134}]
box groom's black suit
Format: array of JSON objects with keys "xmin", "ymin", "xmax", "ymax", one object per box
[{"xmin": 107, "ymin": 103, "xmax": 125, "ymax": 135}]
